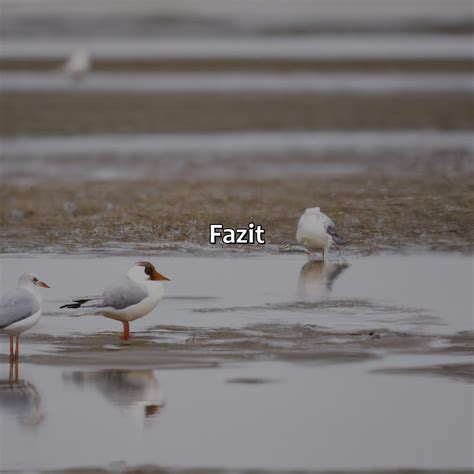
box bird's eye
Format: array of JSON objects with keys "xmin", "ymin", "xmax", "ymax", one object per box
[{"xmin": 33, "ymin": 277, "xmax": 38, "ymax": 283}]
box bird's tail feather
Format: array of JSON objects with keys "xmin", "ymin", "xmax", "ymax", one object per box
[
  {"xmin": 333, "ymin": 235, "xmax": 349, "ymax": 245},
  {"xmin": 60, "ymin": 297, "xmax": 102, "ymax": 309}
]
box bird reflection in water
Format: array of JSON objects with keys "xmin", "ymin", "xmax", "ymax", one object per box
[
  {"xmin": 298, "ymin": 259, "xmax": 349, "ymax": 300},
  {"xmin": 63, "ymin": 369, "xmax": 164, "ymax": 419},
  {"xmin": 0, "ymin": 359, "xmax": 44, "ymax": 426}
]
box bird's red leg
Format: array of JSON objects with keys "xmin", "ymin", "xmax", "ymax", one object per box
[
  {"xmin": 9, "ymin": 336, "xmax": 14, "ymax": 361},
  {"xmin": 122, "ymin": 321, "xmax": 130, "ymax": 341},
  {"xmin": 15, "ymin": 336, "xmax": 20, "ymax": 361},
  {"xmin": 9, "ymin": 358, "xmax": 13, "ymax": 384}
]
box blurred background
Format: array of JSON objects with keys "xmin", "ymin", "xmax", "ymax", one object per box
[
  {"xmin": 0, "ymin": 0, "xmax": 472, "ymax": 252},
  {"xmin": 0, "ymin": 3, "xmax": 473, "ymax": 472}
]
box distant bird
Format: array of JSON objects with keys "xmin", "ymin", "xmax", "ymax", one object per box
[
  {"xmin": 61, "ymin": 50, "xmax": 91, "ymax": 79},
  {"xmin": 0, "ymin": 273, "xmax": 50, "ymax": 360},
  {"xmin": 296, "ymin": 207, "xmax": 346, "ymax": 260},
  {"xmin": 60, "ymin": 261, "xmax": 169, "ymax": 341}
]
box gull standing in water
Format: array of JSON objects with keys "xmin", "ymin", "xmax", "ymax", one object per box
[
  {"xmin": 0, "ymin": 273, "xmax": 50, "ymax": 361},
  {"xmin": 61, "ymin": 262, "xmax": 169, "ymax": 340},
  {"xmin": 296, "ymin": 207, "xmax": 346, "ymax": 260}
]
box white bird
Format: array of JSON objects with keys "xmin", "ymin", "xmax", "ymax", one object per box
[
  {"xmin": 296, "ymin": 207, "xmax": 346, "ymax": 260},
  {"xmin": 61, "ymin": 261, "xmax": 169, "ymax": 341},
  {"xmin": 61, "ymin": 50, "xmax": 91, "ymax": 79},
  {"xmin": 0, "ymin": 273, "xmax": 50, "ymax": 360}
]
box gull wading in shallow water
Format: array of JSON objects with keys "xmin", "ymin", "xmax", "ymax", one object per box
[
  {"xmin": 0, "ymin": 273, "xmax": 50, "ymax": 360},
  {"xmin": 60, "ymin": 262, "xmax": 169, "ymax": 341},
  {"xmin": 296, "ymin": 207, "xmax": 346, "ymax": 260}
]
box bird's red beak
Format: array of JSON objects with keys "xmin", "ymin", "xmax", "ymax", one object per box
[{"xmin": 37, "ymin": 281, "xmax": 50, "ymax": 288}]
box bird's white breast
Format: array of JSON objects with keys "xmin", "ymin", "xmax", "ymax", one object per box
[{"xmin": 4, "ymin": 309, "xmax": 42, "ymax": 336}]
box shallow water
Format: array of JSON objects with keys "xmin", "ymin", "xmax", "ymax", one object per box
[
  {"xmin": 4, "ymin": 131, "xmax": 473, "ymax": 157},
  {"xmin": 2, "ymin": 35, "xmax": 472, "ymax": 59},
  {"xmin": 3, "ymin": 131, "xmax": 472, "ymax": 184},
  {"xmin": 0, "ymin": 253, "xmax": 471, "ymax": 340},
  {"xmin": 0, "ymin": 254, "xmax": 472, "ymax": 471},
  {"xmin": 0, "ymin": 356, "xmax": 472, "ymax": 472},
  {"xmin": 2, "ymin": 72, "xmax": 473, "ymax": 93},
  {"xmin": 3, "ymin": 0, "xmax": 470, "ymax": 39}
]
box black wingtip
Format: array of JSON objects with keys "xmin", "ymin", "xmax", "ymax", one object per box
[
  {"xmin": 60, "ymin": 303, "xmax": 81, "ymax": 309},
  {"xmin": 60, "ymin": 298, "xmax": 92, "ymax": 309},
  {"xmin": 327, "ymin": 225, "xmax": 349, "ymax": 245}
]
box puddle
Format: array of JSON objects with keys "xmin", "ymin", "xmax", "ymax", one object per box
[
  {"xmin": 4, "ymin": 131, "xmax": 473, "ymax": 157},
  {"xmin": 2, "ymin": 35, "xmax": 472, "ymax": 59},
  {"xmin": 0, "ymin": 253, "xmax": 471, "ymax": 340},
  {"xmin": 0, "ymin": 358, "xmax": 472, "ymax": 471},
  {"xmin": 0, "ymin": 253, "xmax": 472, "ymax": 471},
  {"xmin": 2, "ymin": 72, "xmax": 473, "ymax": 93}
]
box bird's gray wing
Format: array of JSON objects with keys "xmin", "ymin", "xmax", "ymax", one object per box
[
  {"xmin": 0, "ymin": 288, "xmax": 39, "ymax": 329},
  {"xmin": 326, "ymin": 222, "xmax": 347, "ymax": 245},
  {"xmin": 320, "ymin": 212, "xmax": 335, "ymax": 229},
  {"xmin": 102, "ymin": 277, "xmax": 148, "ymax": 310}
]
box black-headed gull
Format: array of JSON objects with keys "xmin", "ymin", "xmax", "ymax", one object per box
[
  {"xmin": 0, "ymin": 273, "xmax": 50, "ymax": 360},
  {"xmin": 61, "ymin": 261, "xmax": 169, "ymax": 341},
  {"xmin": 296, "ymin": 207, "xmax": 346, "ymax": 260}
]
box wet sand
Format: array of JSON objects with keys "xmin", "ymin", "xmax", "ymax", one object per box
[
  {"xmin": 3, "ymin": 325, "xmax": 472, "ymax": 384},
  {"xmin": 372, "ymin": 362, "xmax": 474, "ymax": 383},
  {"xmin": 2, "ymin": 57, "xmax": 473, "ymax": 73},
  {"xmin": 1, "ymin": 175, "xmax": 472, "ymax": 254},
  {"xmin": 1, "ymin": 91, "xmax": 472, "ymax": 136}
]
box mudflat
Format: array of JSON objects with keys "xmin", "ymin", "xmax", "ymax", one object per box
[
  {"xmin": 1, "ymin": 91, "xmax": 472, "ymax": 136},
  {"xmin": 1, "ymin": 174, "xmax": 473, "ymax": 254},
  {"xmin": 1, "ymin": 57, "xmax": 473, "ymax": 73}
]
